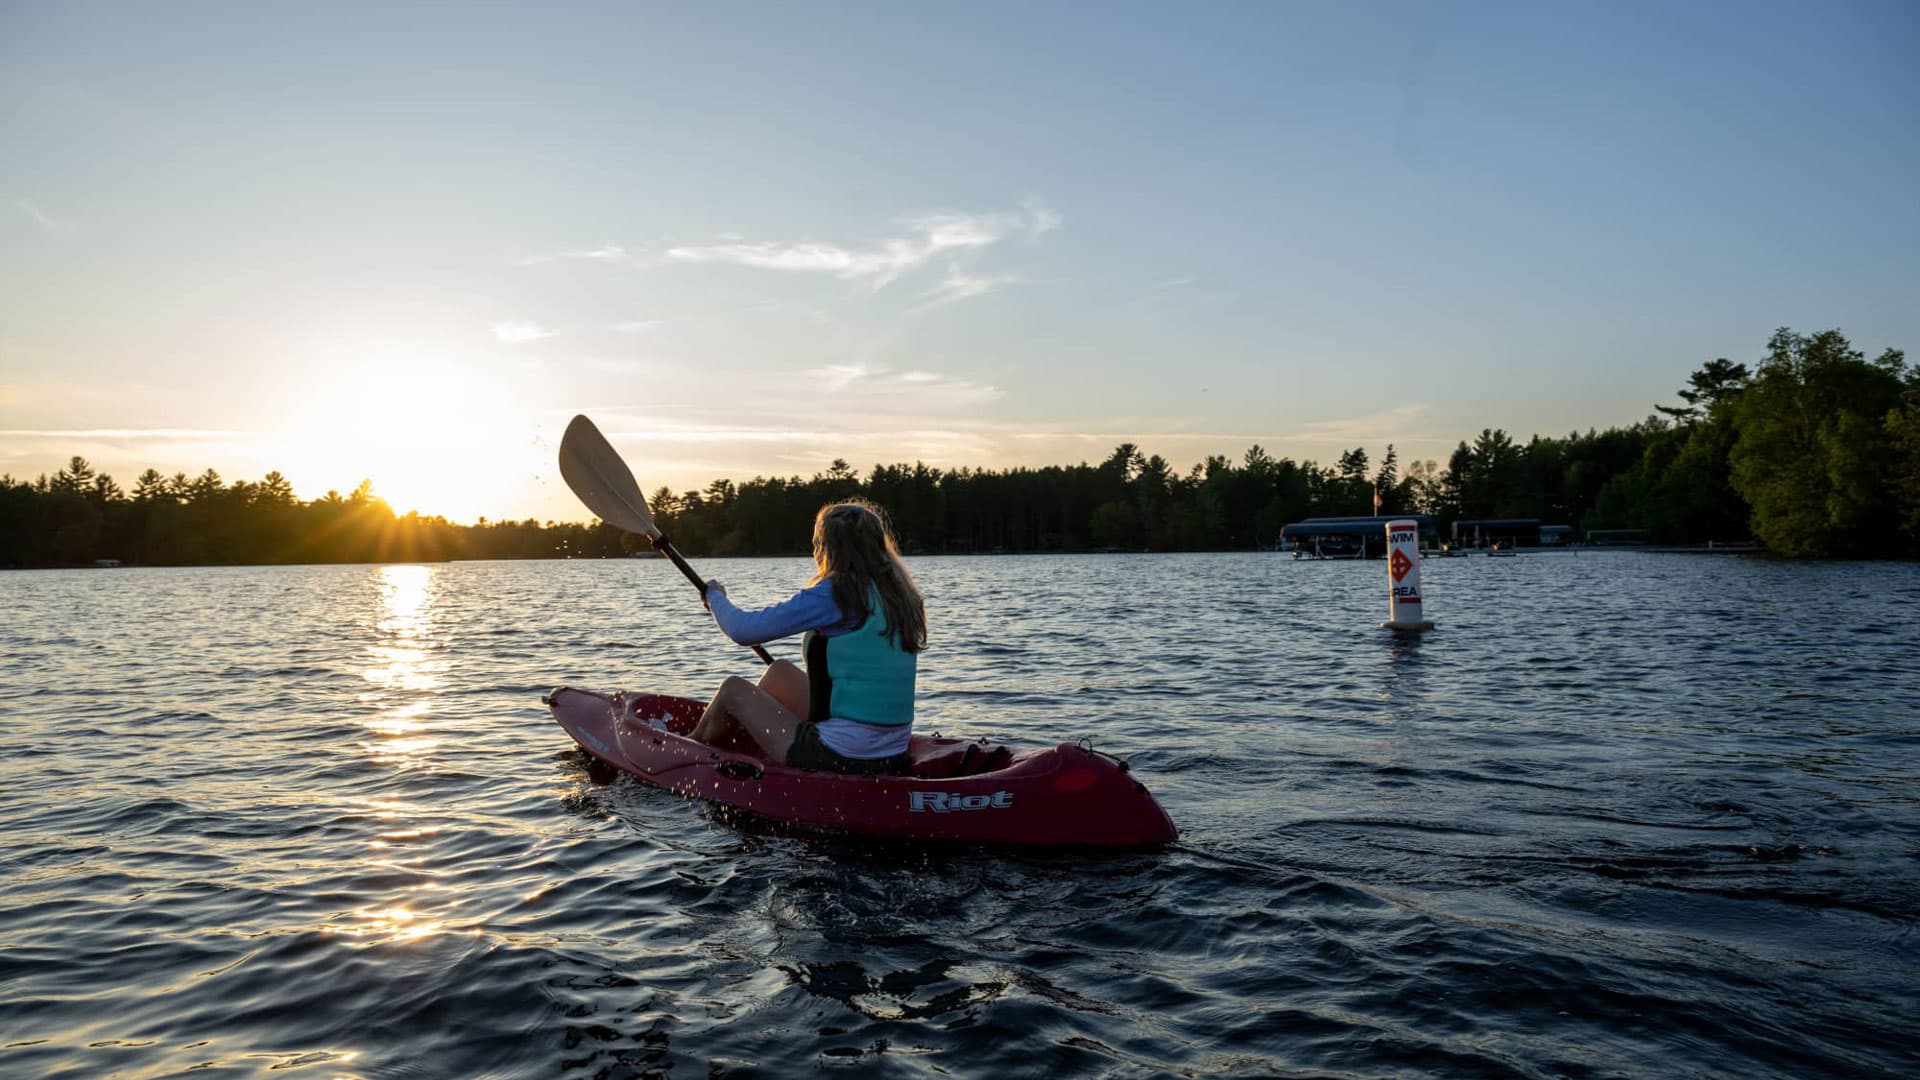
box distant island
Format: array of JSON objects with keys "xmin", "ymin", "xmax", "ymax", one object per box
[{"xmin": 5, "ymin": 328, "xmax": 1916, "ymax": 568}]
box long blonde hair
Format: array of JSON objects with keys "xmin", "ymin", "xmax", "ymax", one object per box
[{"xmin": 809, "ymin": 498, "xmax": 927, "ymax": 653}]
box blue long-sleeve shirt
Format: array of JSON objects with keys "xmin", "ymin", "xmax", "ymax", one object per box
[
  {"xmin": 708, "ymin": 579, "xmax": 855, "ymax": 646},
  {"xmin": 707, "ymin": 579, "xmax": 913, "ymax": 759}
]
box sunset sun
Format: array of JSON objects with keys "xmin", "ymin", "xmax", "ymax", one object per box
[{"xmin": 275, "ymin": 348, "xmax": 530, "ymax": 524}]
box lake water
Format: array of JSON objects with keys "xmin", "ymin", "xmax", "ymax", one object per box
[{"xmin": 2, "ymin": 553, "xmax": 1917, "ymax": 1078}]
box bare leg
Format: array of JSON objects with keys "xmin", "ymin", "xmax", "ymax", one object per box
[
  {"xmin": 690, "ymin": 675, "xmax": 805, "ymax": 763},
  {"xmin": 690, "ymin": 678, "xmax": 744, "ymax": 746},
  {"xmin": 756, "ymin": 660, "xmax": 810, "ymax": 722},
  {"xmin": 691, "ymin": 661, "xmax": 807, "ymax": 745}
]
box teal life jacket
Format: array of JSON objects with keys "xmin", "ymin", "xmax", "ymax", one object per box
[{"xmin": 804, "ymin": 584, "xmax": 916, "ymax": 727}]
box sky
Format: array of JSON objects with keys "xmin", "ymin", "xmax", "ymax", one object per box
[{"xmin": 3, "ymin": 1, "xmax": 1915, "ymax": 523}]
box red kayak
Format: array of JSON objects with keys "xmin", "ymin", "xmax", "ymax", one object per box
[{"xmin": 545, "ymin": 687, "xmax": 1178, "ymax": 847}]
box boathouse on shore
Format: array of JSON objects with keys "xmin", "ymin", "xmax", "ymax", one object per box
[
  {"xmin": 1452, "ymin": 518, "xmax": 1542, "ymax": 548},
  {"xmin": 1279, "ymin": 515, "xmax": 1438, "ymax": 558}
]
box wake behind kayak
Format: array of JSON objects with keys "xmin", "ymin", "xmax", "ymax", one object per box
[{"xmin": 546, "ymin": 687, "xmax": 1178, "ymax": 847}]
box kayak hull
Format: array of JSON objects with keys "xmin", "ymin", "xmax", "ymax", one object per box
[{"xmin": 546, "ymin": 686, "xmax": 1177, "ymax": 847}]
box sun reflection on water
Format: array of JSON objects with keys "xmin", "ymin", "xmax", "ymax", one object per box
[
  {"xmin": 322, "ymin": 903, "xmax": 472, "ymax": 945},
  {"xmin": 345, "ymin": 569, "xmax": 466, "ymax": 948},
  {"xmin": 358, "ymin": 565, "xmax": 446, "ymax": 765}
]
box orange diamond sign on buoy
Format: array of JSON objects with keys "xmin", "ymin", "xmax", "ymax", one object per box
[{"xmin": 1382, "ymin": 520, "xmax": 1433, "ymax": 630}]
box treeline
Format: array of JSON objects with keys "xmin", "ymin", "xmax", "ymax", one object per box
[
  {"xmin": 5, "ymin": 328, "xmax": 1916, "ymax": 568},
  {"xmin": 1585, "ymin": 328, "xmax": 1919, "ymax": 558},
  {"xmin": 0, "ymin": 470, "xmax": 634, "ymax": 568},
  {"xmin": 652, "ymin": 328, "xmax": 1918, "ymax": 559}
]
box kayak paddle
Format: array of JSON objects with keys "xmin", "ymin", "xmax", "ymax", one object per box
[{"xmin": 558, "ymin": 413, "xmax": 774, "ymax": 665}]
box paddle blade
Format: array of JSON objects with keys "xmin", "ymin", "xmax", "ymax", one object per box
[{"xmin": 558, "ymin": 414, "xmax": 658, "ymax": 535}]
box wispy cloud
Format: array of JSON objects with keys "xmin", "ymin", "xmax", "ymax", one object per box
[
  {"xmin": 665, "ymin": 206, "xmax": 1057, "ymax": 290},
  {"xmin": 746, "ymin": 299, "xmax": 832, "ymax": 324},
  {"xmin": 916, "ymin": 270, "xmax": 1023, "ymax": 309},
  {"xmin": 612, "ymin": 320, "xmax": 663, "ymax": 333},
  {"xmin": 1283, "ymin": 403, "xmax": 1433, "ymax": 443},
  {"xmin": 590, "ymin": 415, "xmax": 1010, "ymax": 475},
  {"xmin": 518, "ymin": 245, "xmax": 634, "ymax": 266},
  {"xmin": 813, "ymin": 363, "xmax": 879, "ymax": 391},
  {"xmin": 1024, "ymin": 203, "xmax": 1062, "ymax": 235},
  {"xmin": 0, "ymin": 428, "xmax": 242, "ymax": 439},
  {"xmin": 1003, "ymin": 404, "xmax": 1441, "ymax": 451},
  {"xmin": 16, "ymin": 200, "xmax": 74, "ymax": 234},
  {"xmin": 577, "ymin": 395, "xmax": 1443, "ymax": 498},
  {"xmin": 581, "ymin": 355, "xmax": 666, "ymax": 375},
  {"xmin": 800, "ymin": 363, "xmax": 1002, "ymax": 406},
  {"xmin": 492, "ymin": 321, "xmax": 557, "ymax": 344}
]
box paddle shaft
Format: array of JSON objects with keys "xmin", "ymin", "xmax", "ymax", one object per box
[
  {"xmin": 557, "ymin": 414, "xmax": 774, "ymax": 667},
  {"xmin": 649, "ymin": 531, "xmax": 774, "ymax": 666}
]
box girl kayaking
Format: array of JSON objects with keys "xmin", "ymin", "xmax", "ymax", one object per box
[{"xmin": 689, "ymin": 498, "xmax": 927, "ymax": 774}]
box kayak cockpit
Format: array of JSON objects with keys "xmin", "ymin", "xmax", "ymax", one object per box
[
  {"xmin": 903, "ymin": 740, "xmax": 1015, "ymax": 779},
  {"xmin": 586, "ymin": 688, "xmax": 1019, "ymax": 780}
]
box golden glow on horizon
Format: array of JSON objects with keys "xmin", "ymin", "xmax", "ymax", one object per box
[{"xmin": 277, "ymin": 348, "xmax": 530, "ymax": 524}]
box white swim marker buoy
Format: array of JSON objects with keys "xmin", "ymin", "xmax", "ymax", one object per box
[{"xmin": 1382, "ymin": 519, "xmax": 1435, "ymax": 631}]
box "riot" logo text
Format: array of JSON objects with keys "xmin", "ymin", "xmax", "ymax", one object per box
[{"xmin": 909, "ymin": 790, "xmax": 1014, "ymax": 813}]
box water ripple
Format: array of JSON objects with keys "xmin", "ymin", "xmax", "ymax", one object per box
[{"xmin": 1, "ymin": 555, "xmax": 1917, "ymax": 1077}]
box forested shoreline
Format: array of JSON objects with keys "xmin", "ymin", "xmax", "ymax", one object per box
[{"xmin": 6, "ymin": 328, "xmax": 1917, "ymax": 568}]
